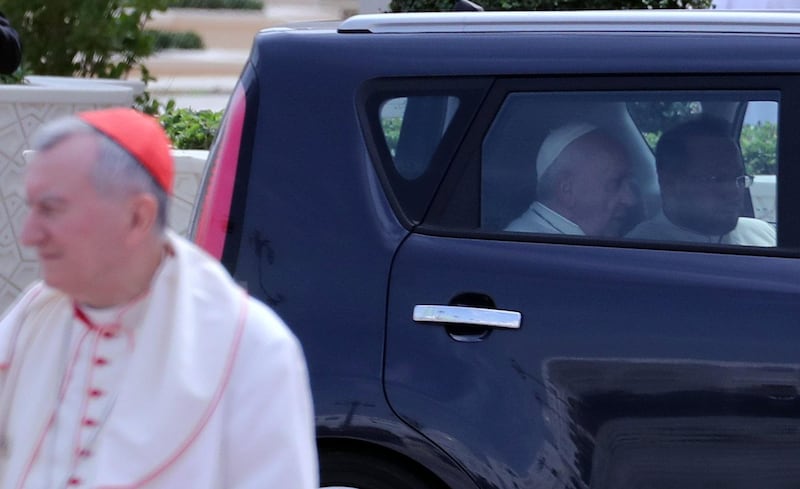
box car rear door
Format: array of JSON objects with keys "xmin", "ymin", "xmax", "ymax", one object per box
[{"xmin": 382, "ymin": 76, "xmax": 800, "ymax": 489}]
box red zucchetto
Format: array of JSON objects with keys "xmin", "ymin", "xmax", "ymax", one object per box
[{"xmin": 79, "ymin": 108, "xmax": 174, "ymax": 194}]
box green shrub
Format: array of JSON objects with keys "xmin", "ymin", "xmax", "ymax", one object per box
[
  {"xmin": 390, "ymin": 0, "xmax": 711, "ymax": 11},
  {"xmin": 148, "ymin": 29, "xmax": 205, "ymax": 51},
  {"xmin": 1, "ymin": 0, "xmax": 222, "ymax": 150},
  {"xmin": 642, "ymin": 131, "xmax": 661, "ymax": 150},
  {"xmin": 0, "ymin": 68, "xmax": 26, "ymax": 85},
  {"xmin": 167, "ymin": 0, "xmax": 263, "ymax": 9},
  {"xmin": 134, "ymin": 92, "xmax": 223, "ymax": 150},
  {"xmin": 2, "ymin": 0, "xmax": 168, "ymax": 79},
  {"xmin": 741, "ymin": 122, "xmax": 777, "ymax": 176},
  {"xmin": 156, "ymin": 100, "xmax": 224, "ymax": 150},
  {"xmin": 381, "ymin": 117, "xmax": 402, "ymax": 156}
]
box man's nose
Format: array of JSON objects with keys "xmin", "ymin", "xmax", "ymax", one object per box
[{"xmin": 714, "ymin": 179, "xmax": 744, "ymax": 199}]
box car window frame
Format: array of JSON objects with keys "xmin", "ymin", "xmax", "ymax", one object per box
[
  {"xmin": 357, "ymin": 77, "xmax": 493, "ymax": 228},
  {"xmin": 420, "ymin": 74, "xmax": 800, "ymax": 257}
]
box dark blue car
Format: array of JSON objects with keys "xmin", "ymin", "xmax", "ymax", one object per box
[{"xmin": 190, "ymin": 9, "xmax": 800, "ymax": 489}]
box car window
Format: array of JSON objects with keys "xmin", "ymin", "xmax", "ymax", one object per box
[
  {"xmin": 380, "ymin": 96, "xmax": 460, "ymax": 180},
  {"xmin": 362, "ymin": 78, "xmax": 491, "ymax": 225},
  {"xmin": 479, "ymin": 91, "xmax": 779, "ymax": 248},
  {"xmin": 741, "ymin": 101, "xmax": 778, "ymax": 225}
]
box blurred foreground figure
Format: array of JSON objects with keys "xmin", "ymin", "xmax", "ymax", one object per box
[
  {"xmin": 0, "ymin": 108, "xmax": 318, "ymax": 488},
  {"xmin": 0, "ymin": 12, "xmax": 20, "ymax": 74}
]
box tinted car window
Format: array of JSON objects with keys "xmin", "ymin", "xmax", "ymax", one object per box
[
  {"xmin": 362, "ymin": 78, "xmax": 490, "ymax": 225},
  {"xmin": 478, "ymin": 90, "xmax": 778, "ymax": 248},
  {"xmin": 380, "ymin": 96, "xmax": 460, "ymax": 180},
  {"xmin": 741, "ymin": 101, "xmax": 778, "ymax": 224}
]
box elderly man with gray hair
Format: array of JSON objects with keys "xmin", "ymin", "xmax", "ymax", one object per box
[
  {"xmin": 506, "ymin": 122, "xmax": 638, "ymax": 237},
  {"xmin": 0, "ymin": 108, "xmax": 318, "ymax": 488}
]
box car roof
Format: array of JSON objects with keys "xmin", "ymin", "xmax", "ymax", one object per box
[
  {"xmin": 251, "ymin": 9, "xmax": 800, "ymax": 78},
  {"xmin": 337, "ymin": 10, "xmax": 800, "ymax": 35}
]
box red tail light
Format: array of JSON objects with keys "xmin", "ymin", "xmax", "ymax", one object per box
[{"xmin": 192, "ymin": 84, "xmax": 246, "ymax": 259}]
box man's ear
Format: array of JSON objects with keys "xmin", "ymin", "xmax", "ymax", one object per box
[
  {"xmin": 558, "ymin": 173, "xmax": 575, "ymax": 207},
  {"xmin": 126, "ymin": 193, "xmax": 159, "ymax": 244}
]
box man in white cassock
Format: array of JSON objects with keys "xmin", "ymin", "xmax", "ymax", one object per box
[
  {"xmin": 505, "ymin": 122, "xmax": 639, "ymax": 238},
  {"xmin": 0, "ymin": 108, "xmax": 318, "ymax": 488},
  {"xmin": 627, "ymin": 116, "xmax": 775, "ymax": 247}
]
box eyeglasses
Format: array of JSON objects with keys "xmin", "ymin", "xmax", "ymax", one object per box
[{"xmin": 692, "ymin": 174, "xmax": 754, "ymax": 189}]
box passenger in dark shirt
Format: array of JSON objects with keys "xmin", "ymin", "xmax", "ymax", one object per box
[{"xmin": 0, "ymin": 12, "xmax": 21, "ymax": 75}]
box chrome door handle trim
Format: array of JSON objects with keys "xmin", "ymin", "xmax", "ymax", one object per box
[{"xmin": 413, "ymin": 305, "xmax": 521, "ymax": 329}]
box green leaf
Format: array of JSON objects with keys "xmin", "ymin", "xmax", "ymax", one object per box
[{"xmin": 3, "ymin": 0, "xmax": 168, "ymax": 78}]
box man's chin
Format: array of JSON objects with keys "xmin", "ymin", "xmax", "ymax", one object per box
[
  {"xmin": 41, "ymin": 275, "xmax": 60, "ymax": 290},
  {"xmin": 605, "ymin": 217, "xmax": 634, "ymax": 237},
  {"xmin": 41, "ymin": 270, "xmax": 66, "ymax": 291},
  {"xmin": 705, "ymin": 217, "xmax": 740, "ymax": 236}
]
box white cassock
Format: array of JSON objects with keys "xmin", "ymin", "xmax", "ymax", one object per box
[
  {"xmin": 0, "ymin": 231, "xmax": 318, "ymax": 489},
  {"xmin": 627, "ymin": 212, "xmax": 776, "ymax": 247}
]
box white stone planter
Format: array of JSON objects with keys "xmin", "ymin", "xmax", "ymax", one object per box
[
  {"xmin": 170, "ymin": 149, "xmax": 209, "ymax": 237},
  {"xmin": 24, "ymin": 75, "xmax": 146, "ymax": 98},
  {"xmin": 0, "ymin": 76, "xmax": 208, "ymax": 312}
]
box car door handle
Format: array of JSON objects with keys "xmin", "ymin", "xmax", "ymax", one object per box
[{"xmin": 413, "ymin": 305, "xmax": 521, "ymax": 329}]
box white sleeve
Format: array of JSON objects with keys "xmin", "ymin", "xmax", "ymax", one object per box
[
  {"xmin": 0, "ymin": 282, "xmax": 44, "ymax": 368},
  {"xmin": 223, "ymin": 298, "xmax": 318, "ymax": 489}
]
